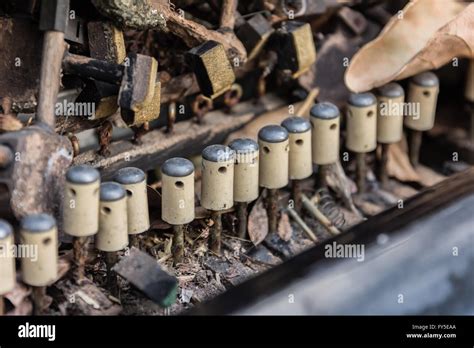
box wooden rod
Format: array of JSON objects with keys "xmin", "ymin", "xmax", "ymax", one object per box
[
  {"xmin": 301, "ymin": 194, "xmax": 340, "ymax": 236},
  {"xmin": 287, "ymin": 207, "xmax": 318, "ymax": 243},
  {"xmin": 266, "ymin": 189, "xmax": 279, "ymax": 235},
  {"xmin": 37, "ymin": 31, "xmax": 66, "ymax": 128}
]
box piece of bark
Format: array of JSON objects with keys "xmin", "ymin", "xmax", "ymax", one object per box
[
  {"xmin": 226, "ymin": 99, "xmax": 305, "ymax": 143},
  {"xmin": 248, "ymin": 197, "xmax": 269, "ymax": 246}
]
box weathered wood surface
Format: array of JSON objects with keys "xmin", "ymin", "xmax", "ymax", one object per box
[
  {"xmin": 73, "ymin": 94, "xmax": 285, "ymax": 178},
  {"xmin": 37, "ymin": 31, "xmax": 66, "ymax": 128}
]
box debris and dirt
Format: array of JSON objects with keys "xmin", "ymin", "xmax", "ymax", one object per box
[{"xmin": 0, "ymin": 0, "xmax": 471, "ymax": 318}]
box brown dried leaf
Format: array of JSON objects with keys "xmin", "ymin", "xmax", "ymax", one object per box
[
  {"xmin": 387, "ymin": 141, "xmax": 421, "ymax": 182},
  {"xmin": 397, "ymin": 3, "xmax": 474, "ymax": 80},
  {"xmin": 277, "ymin": 212, "xmax": 292, "ymax": 242},
  {"xmin": 345, "ymin": 0, "xmax": 466, "ymax": 92},
  {"xmin": 248, "ymin": 198, "xmax": 268, "ymax": 246}
]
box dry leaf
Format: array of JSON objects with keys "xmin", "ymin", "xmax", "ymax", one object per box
[
  {"xmin": 0, "ymin": 114, "xmax": 23, "ymax": 132},
  {"xmin": 277, "ymin": 212, "xmax": 292, "ymax": 242},
  {"xmin": 345, "ymin": 0, "xmax": 466, "ymax": 92},
  {"xmin": 387, "ymin": 141, "xmax": 421, "ymax": 182},
  {"xmin": 194, "ymin": 206, "xmax": 234, "ymax": 219},
  {"xmin": 248, "ymin": 198, "xmax": 268, "ymax": 246},
  {"xmin": 147, "ymin": 185, "xmax": 162, "ymax": 222},
  {"xmin": 397, "ymin": 3, "xmax": 474, "ymax": 80},
  {"xmin": 4, "ymin": 283, "xmax": 33, "ymax": 315}
]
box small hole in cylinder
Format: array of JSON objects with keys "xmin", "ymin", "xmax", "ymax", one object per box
[
  {"xmin": 330, "ymin": 123, "xmax": 337, "ymax": 130},
  {"xmin": 69, "ymin": 188, "xmax": 76, "ymax": 196},
  {"xmin": 126, "ymin": 189, "xmax": 133, "ymax": 197},
  {"xmin": 263, "ymin": 146, "xmax": 270, "ymax": 154},
  {"xmin": 102, "ymin": 207, "xmax": 111, "ymax": 215},
  {"xmin": 198, "ymin": 100, "xmax": 208, "ymax": 109},
  {"xmin": 423, "ymin": 90, "xmax": 430, "ymax": 97},
  {"xmin": 175, "ymin": 181, "xmax": 184, "ymax": 188},
  {"xmin": 43, "ymin": 237, "xmax": 52, "ymax": 246},
  {"xmin": 367, "ymin": 111, "xmax": 374, "ymax": 117},
  {"xmin": 218, "ymin": 166, "xmax": 227, "ymax": 174},
  {"xmin": 295, "ymin": 139, "xmax": 304, "ymax": 146}
]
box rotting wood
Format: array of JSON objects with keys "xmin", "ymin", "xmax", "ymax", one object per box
[{"xmin": 149, "ymin": 0, "xmax": 247, "ymax": 64}]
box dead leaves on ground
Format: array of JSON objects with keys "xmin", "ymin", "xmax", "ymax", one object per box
[{"xmin": 248, "ymin": 196, "xmax": 268, "ymax": 246}]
